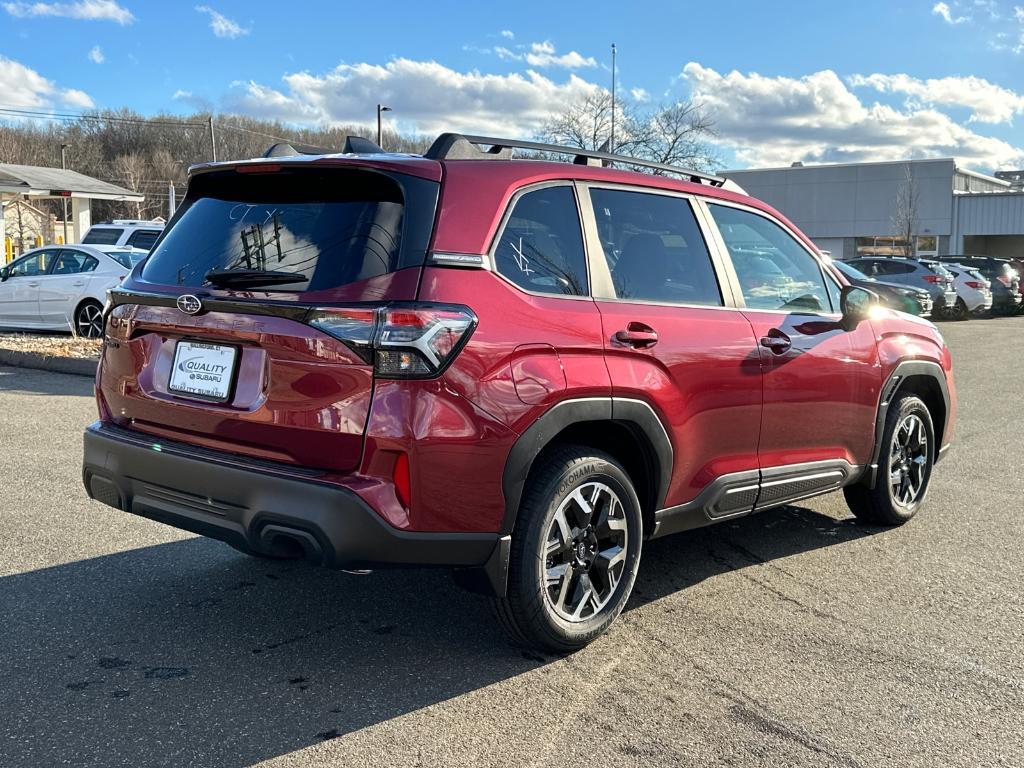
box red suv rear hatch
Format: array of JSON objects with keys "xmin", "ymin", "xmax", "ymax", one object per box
[{"xmin": 99, "ymin": 161, "xmax": 440, "ymax": 472}]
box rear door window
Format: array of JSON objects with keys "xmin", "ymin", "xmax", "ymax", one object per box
[
  {"xmin": 126, "ymin": 230, "xmax": 160, "ymax": 250},
  {"xmin": 493, "ymin": 186, "xmax": 589, "ymax": 296},
  {"xmin": 51, "ymin": 250, "xmax": 98, "ymax": 274},
  {"xmin": 589, "ymin": 188, "xmax": 721, "ymax": 305},
  {"xmin": 140, "ymin": 168, "xmax": 438, "ymax": 295}
]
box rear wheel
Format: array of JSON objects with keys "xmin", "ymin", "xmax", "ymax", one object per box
[
  {"xmin": 844, "ymin": 394, "xmax": 934, "ymax": 525},
  {"xmin": 493, "ymin": 445, "xmax": 643, "ymax": 652},
  {"xmin": 952, "ymin": 297, "xmax": 970, "ymax": 321},
  {"xmin": 73, "ymin": 300, "xmax": 104, "ymax": 338}
]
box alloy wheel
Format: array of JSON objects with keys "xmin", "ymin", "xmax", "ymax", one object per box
[
  {"xmin": 76, "ymin": 304, "xmax": 103, "ymax": 338},
  {"xmin": 542, "ymin": 481, "xmax": 629, "ymax": 623},
  {"xmin": 889, "ymin": 413, "xmax": 928, "ymax": 506}
]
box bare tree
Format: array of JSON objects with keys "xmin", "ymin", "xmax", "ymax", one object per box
[
  {"xmin": 537, "ymin": 93, "xmax": 718, "ymax": 171},
  {"xmin": 892, "ymin": 164, "xmax": 920, "ymax": 258}
]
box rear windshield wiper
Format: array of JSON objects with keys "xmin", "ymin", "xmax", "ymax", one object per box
[{"xmin": 204, "ymin": 269, "xmax": 307, "ymax": 288}]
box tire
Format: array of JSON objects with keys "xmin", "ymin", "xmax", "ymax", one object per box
[
  {"xmin": 73, "ymin": 300, "xmax": 104, "ymax": 338},
  {"xmin": 844, "ymin": 394, "xmax": 935, "ymax": 526},
  {"xmin": 952, "ymin": 298, "xmax": 970, "ymax": 321},
  {"xmin": 493, "ymin": 445, "xmax": 643, "ymax": 652}
]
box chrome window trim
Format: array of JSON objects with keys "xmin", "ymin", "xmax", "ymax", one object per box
[{"xmin": 575, "ymin": 180, "xmax": 741, "ymax": 309}]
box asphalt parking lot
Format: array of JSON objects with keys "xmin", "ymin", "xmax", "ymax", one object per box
[{"xmin": 0, "ymin": 318, "xmax": 1021, "ymax": 768}]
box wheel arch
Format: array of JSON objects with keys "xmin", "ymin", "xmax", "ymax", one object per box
[
  {"xmin": 500, "ymin": 397, "xmax": 673, "ymax": 538},
  {"xmin": 865, "ymin": 360, "xmax": 950, "ymax": 487}
]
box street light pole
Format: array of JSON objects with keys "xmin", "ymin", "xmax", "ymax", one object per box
[
  {"xmin": 610, "ymin": 43, "xmax": 616, "ymax": 154},
  {"xmin": 377, "ymin": 104, "xmax": 392, "ymax": 150},
  {"xmin": 60, "ymin": 144, "xmax": 70, "ymax": 245}
]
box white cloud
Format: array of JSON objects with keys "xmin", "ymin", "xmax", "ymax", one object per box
[
  {"xmin": 681, "ymin": 62, "xmax": 1024, "ymax": 171},
  {"xmin": 222, "ymin": 58, "xmax": 602, "ymax": 135},
  {"xmin": 933, "ymin": 1, "xmax": 969, "ymax": 24},
  {"xmin": 2, "ymin": 0, "xmax": 133, "ymax": 23},
  {"xmin": 849, "ymin": 73, "xmax": 1024, "ymax": 123},
  {"xmin": 478, "ymin": 40, "xmax": 596, "ymax": 69},
  {"xmin": 194, "ymin": 5, "xmax": 249, "ymax": 38},
  {"xmin": 172, "ymin": 88, "xmax": 212, "ymax": 112},
  {"xmin": 87, "ymin": 44, "xmax": 103, "ymax": 63},
  {"xmin": 500, "ymin": 29, "xmax": 514, "ymax": 39},
  {"xmin": 524, "ymin": 40, "xmax": 596, "ymax": 69},
  {"xmin": 0, "ymin": 55, "xmax": 94, "ymax": 109},
  {"xmin": 630, "ymin": 87, "xmax": 649, "ymax": 102}
]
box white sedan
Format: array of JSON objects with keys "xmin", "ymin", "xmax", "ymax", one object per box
[{"xmin": 0, "ymin": 245, "xmax": 145, "ymax": 338}]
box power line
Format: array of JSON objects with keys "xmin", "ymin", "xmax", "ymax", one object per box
[{"xmin": 0, "ymin": 105, "xmax": 208, "ymax": 128}]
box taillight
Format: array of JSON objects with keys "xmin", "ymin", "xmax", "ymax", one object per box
[
  {"xmin": 965, "ymin": 280, "xmax": 984, "ymax": 290},
  {"xmin": 997, "ymin": 276, "xmax": 1012, "ymax": 287},
  {"xmin": 306, "ymin": 304, "xmax": 477, "ymax": 379},
  {"xmin": 922, "ymin": 275, "xmax": 942, "ymax": 284}
]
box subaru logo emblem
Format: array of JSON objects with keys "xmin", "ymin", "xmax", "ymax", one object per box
[{"xmin": 177, "ymin": 294, "xmax": 202, "ymax": 315}]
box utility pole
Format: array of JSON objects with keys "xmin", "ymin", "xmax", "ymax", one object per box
[
  {"xmin": 168, "ymin": 183, "xmax": 176, "ymax": 219},
  {"xmin": 60, "ymin": 143, "xmax": 70, "ymax": 245},
  {"xmin": 377, "ymin": 104, "xmax": 392, "ymax": 149},
  {"xmin": 610, "ymin": 43, "xmax": 616, "ymax": 154},
  {"xmin": 209, "ymin": 115, "xmax": 218, "ymax": 162}
]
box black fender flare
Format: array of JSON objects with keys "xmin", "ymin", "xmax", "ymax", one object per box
[
  {"xmin": 866, "ymin": 360, "xmax": 951, "ymax": 487},
  {"xmin": 499, "ymin": 397, "xmax": 674, "ymax": 535}
]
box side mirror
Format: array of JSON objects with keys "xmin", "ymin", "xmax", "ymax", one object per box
[
  {"xmin": 0, "ymin": 267, "xmax": 9, "ymax": 282},
  {"xmin": 840, "ymin": 285, "xmax": 880, "ymax": 324}
]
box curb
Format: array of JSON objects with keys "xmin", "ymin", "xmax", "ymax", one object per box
[{"xmin": 0, "ymin": 348, "xmax": 98, "ymax": 378}]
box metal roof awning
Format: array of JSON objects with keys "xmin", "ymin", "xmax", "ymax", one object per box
[{"xmin": 0, "ymin": 163, "xmax": 144, "ymax": 202}]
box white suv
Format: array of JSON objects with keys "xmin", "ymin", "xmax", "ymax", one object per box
[{"xmin": 82, "ymin": 220, "xmax": 164, "ymax": 251}]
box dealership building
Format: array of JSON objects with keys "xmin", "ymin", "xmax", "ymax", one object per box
[{"xmin": 722, "ymin": 158, "xmax": 1024, "ymax": 261}]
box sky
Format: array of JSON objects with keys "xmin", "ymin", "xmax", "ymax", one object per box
[{"xmin": 1, "ymin": 0, "xmax": 1023, "ymax": 171}]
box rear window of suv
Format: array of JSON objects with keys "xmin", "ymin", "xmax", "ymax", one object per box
[
  {"xmin": 82, "ymin": 227, "xmax": 123, "ymax": 245},
  {"xmin": 140, "ymin": 167, "xmax": 438, "ymax": 294}
]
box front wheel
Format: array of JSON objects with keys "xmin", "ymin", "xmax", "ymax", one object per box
[
  {"xmin": 73, "ymin": 300, "xmax": 104, "ymax": 338},
  {"xmin": 844, "ymin": 394, "xmax": 935, "ymax": 525},
  {"xmin": 493, "ymin": 445, "xmax": 643, "ymax": 652}
]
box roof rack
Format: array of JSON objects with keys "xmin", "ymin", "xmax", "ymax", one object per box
[
  {"xmin": 424, "ymin": 133, "xmax": 725, "ymax": 187},
  {"xmin": 263, "ymin": 135, "xmax": 385, "ymax": 158}
]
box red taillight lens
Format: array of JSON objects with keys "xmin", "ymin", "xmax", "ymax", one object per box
[
  {"xmin": 965, "ymin": 280, "xmax": 984, "ymax": 290},
  {"xmin": 922, "ymin": 275, "xmax": 942, "ymax": 284},
  {"xmin": 306, "ymin": 304, "xmax": 476, "ymax": 379},
  {"xmin": 997, "ymin": 275, "xmax": 1012, "ymax": 287},
  {"xmin": 392, "ymin": 452, "xmax": 411, "ymax": 508}
]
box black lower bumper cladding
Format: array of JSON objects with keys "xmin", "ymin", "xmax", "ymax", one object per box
[{"xmin": 82, "ymin": 423, "xmax": 500, "ymax": 574}]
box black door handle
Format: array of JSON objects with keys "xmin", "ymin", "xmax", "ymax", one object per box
[{"xmin": 759, "ymin": 330, "xmax": 792, "ymax": 354}]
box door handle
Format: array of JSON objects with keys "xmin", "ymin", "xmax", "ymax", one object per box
[
  {"xmin": 72, "ymin": 281, "xmax": 85, "ymax": 287},
  {"xmin": 759, "ymin": 329, "xmax": 792, "ymax": 354},
  {"xmin": 27, "ymin": 282, "xmax": 39, "ymax": 288},
  {"xmin": 614, "ymin": 322, "xmax": 659, "ymax": 349}
]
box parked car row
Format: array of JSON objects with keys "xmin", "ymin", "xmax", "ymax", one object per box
[{"xmin": 835, "ymin": 255, "xmax": 1021, "ymax": 321}]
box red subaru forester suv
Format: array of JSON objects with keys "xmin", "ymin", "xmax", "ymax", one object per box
[{"xmin": 83, "ymin": 134, "xmax": 956, "ymax": 651}]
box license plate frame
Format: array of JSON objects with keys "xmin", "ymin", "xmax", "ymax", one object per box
[{"xmin": 167, "ymin": 339, "xmax": 240, "ymax": 403}]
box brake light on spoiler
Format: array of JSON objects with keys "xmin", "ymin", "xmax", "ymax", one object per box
[{"xmin": 307, "ymin": 304, "xmax": 477, "ymax": 379}]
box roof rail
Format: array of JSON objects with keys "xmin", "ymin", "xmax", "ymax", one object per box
[
  {"xmin": 263, "ymin": 135, "xmax": 385, "ymax": 158},
  {"xmin": 424, "ymin": 132, "xmax": 725, "ymax": 187}
]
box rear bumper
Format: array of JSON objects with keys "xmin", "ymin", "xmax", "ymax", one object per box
[{"xmin": 82, "ymin": 423, "xmax": 500, "ymax": 571}]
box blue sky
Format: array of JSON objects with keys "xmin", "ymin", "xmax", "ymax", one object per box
[{"xmin": 1, "ymin": 0, "xmax": 1023, "ymax": 170}]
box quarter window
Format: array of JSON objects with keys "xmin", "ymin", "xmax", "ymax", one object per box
[
  {"xmin": 709, "ymin": 205, "xmax": 832, "ymax": 313},
  {"xmin": 589, "ymin": 188, "xmax": 722, "ymax": 306},
  {"xmin": 493, "ymin": 186, "xmax": 589, "ymax": 296}
]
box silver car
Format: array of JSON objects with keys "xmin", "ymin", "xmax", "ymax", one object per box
[{"xmin": 846, "ymin": 257, "xmax": 958, "ymax": 320}]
